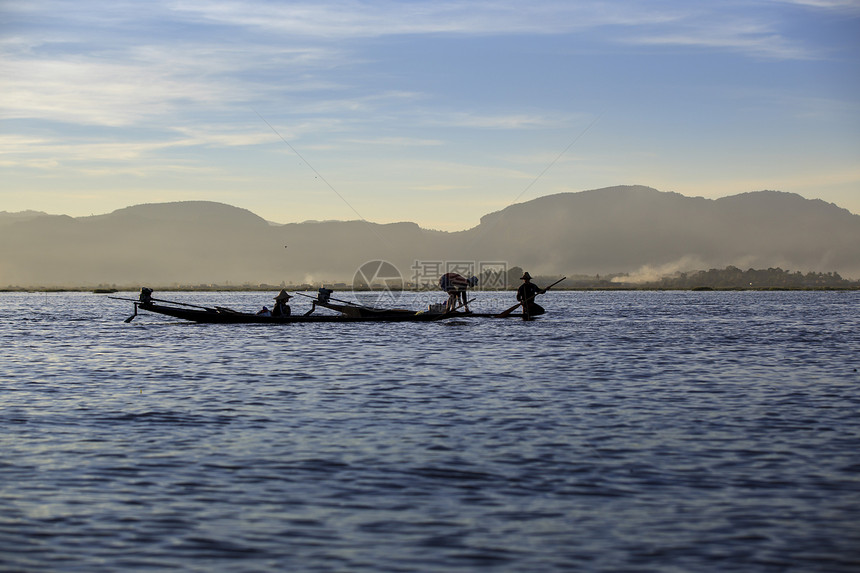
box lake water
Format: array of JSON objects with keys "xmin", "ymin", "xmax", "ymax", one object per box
[{"xmin": 1, "ymin": 290, "xmax": 858, "ymax": 572}]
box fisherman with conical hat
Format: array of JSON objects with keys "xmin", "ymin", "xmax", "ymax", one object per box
[
  {"xmin": 517, "ymin": 272, "xmax": 546, "ymax": 317},
  {"xmin": 272, "ymin": 289, "xmax": 292, "ymax": 318}
]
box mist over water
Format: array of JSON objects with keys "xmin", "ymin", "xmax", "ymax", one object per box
[{"xmin": 1, "ymin": 290, "xmax": 859, "ymax": 571}]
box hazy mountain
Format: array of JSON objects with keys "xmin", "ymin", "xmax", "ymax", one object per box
[
  {"xmin": 0, "ymin": 210, "xmax": 51, "ymax": 227},
  {"xmin": 1, "ymin": 186, "xmax": 858, "ymax": 287},
  {"xmin": 459, "ymin": 186, "xmax": 860, "ymax": 279}
]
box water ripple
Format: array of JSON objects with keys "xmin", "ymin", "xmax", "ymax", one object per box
[{"xmin": 0, "ymin": 290, "xmax": 858, "ymax": 571}]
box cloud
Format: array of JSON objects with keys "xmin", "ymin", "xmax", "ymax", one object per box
[
  {"xmin": 776, "ymin": 0, "xmax": 860, "ymax": 12},
  {"xmin": 2, "ymin": 59, "xmax": 210, "ymax": 126},
  {"xmin": 343, "ymin": 136, "xmax": 443, "ymax": 147},
  {"xmin": 420, "ymin": 111, "xmax": 564, "ymax": 130},
  {"xmin": 163, "ymin": 0, "xmax": 827, "ymax": 62},
  {"xmin": 623, "ymin": 7, "xmax": 819, "ymax": 60},
  {"xmin": 630, "ymin": 29, "xmax": 813, "ymax": 60},
  {"xmin": 0, "ymin": 124, "xmax": 276, "ymax": 174},
  {"xmin": 0, "ymin": 0, "xmax": 827, "ymax": 133},
  {"xmin": 2, "ymin": 0, "xmax": 855, "ymax": 219},
  {"xmin": 168, "ymin": 0, "xmax": 684, "ymax": 37},
  {"xmin": 0, "ymin": 1, "xmax": 362, "ymax": 128}
]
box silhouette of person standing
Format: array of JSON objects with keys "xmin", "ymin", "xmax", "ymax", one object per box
[
  {"xmin": 516, "ymin": 272, "xmax": 546, "ymax": 317},
  {"xmin": 439, "ymin": 273, "xmax": 478, "ymax": 312}
]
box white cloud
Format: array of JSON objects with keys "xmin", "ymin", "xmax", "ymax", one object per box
[
  {"xmin": 0, "ymin": 0, "xmax": 827, "ymax": 133},
  {"xmin": 775, "ymin": 0, "xmax": 860, "ymax": 11},
  {"xmin": 343, "ymin": 136, "xmax": 443, "ymax": 146},
  {"xmin": 630, "ymin": 30, "xmax": 814, "ymax": 60},
  {"xmin": 167, "ymin": 0, "xmax": 685, "ymax": 37},
  {"xmin": 0, "ymin": 124, "xmax": 274, "ymax": 173},
  {"xmin": 421, "ymin": 112, "xmax": 562, "ymax": 130},
  {"xmin": 2, "ymin": 0, "xmax": 857, "ymax": 228},
  {"xmin": 623, "ymin": 6, "xmax": 819, "ymax": 60}
]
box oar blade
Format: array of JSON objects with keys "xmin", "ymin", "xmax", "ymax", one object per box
[
  {"xmin": 124, "ymin": 303, "xmax": 138, "ymax": 322},
  {"xmin": 495, "ymin": 302, "xmax": 522, "ymax": 318}
]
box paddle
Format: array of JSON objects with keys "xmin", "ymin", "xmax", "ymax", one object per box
[
  {"xmin": 496, "ymin": 276, "xmax": 566, "ymax": 318},
  {"xmin": 109, "ymin": 295, "xmax": 143, "ymax": 322}
]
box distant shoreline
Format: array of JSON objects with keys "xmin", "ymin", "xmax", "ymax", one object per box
[{"xmin": 3, "ymin": 286, "xmax": 859, "ymax": 293}]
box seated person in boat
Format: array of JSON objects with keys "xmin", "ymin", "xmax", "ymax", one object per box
[
  {"xmin": 439, "ymin": 273, "xmax": 478, "ymax": 312},
  {"xmin": 139, "ymin": 287, "xmax": 153, "ymax": 305},
  {"xmin": 272, "ymin": 290, "xmax": 292, "ymax": 317},
  {"xmin": 256, "ymin": 306, "xmax": 272, "ymax": 316},
  {"xmin": 517, "ymin": 272, "xmax": 546, "ymax": 316}
]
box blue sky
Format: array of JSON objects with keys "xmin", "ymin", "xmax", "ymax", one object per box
[{"xmin": 2, "ymin": 0, "xmax": 859, "ymax": 230}]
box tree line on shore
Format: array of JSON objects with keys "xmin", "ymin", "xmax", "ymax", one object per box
[
  {"xmin": 500, "ymin": 266, "xmax": 857, "ymax": 290},
  {"xmin": 3, "ymin": 266, "xmax": 858, "ymax": 292},
  {"xmin": 544, "ymin": 266, "xmax": 855, "ymax": 290}
]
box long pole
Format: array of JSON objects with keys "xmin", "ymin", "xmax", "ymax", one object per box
[
  {"xmin": 496, "ymin": 276, "xmax": 566, "ymax": 318},
  {"xmin": 149, "ymin": 297, "xmax": 217, "ymax": 311},
  {"xmin": 294, "ymin": 291, "xmax": 377, "ymax": 309},
  {"xmin": 295, "ymin": 291, "xmax": 414, "ymax": 315},
  {"xmin": 108, "ymin": 295, "xmax": 215, "ymax": 311},
  {"xmin": 445, "ymin": 297, "xmax": 475, "ymax": 315}
]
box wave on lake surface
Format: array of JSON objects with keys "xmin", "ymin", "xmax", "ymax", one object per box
[{"xmin": 1, "ymin": 290, "xmax": 859, "ymax": 572}]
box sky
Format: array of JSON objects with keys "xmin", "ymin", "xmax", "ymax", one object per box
[{"xmin": 2, "ymin": 0, "xmax": 859, "ymax": 231}]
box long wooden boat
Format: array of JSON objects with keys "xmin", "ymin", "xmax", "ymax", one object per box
[
  {"xmin": 132, "ymin": 302, "xmax": 451, "ymax": 323},
  {"xmin": 112, "ymin": 289, "xmax": 526, "ymax": 324},
  {"xmin": 311, "ymin": 297, "xmax": 525, "ymax": 320}
]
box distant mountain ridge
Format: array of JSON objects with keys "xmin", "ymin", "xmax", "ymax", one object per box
[
  {"xmin": 1, "ymin": 186, "xmax": 858, "ymax": 287},
  {"xmin": 0, "ymin": 210, "xmax": 50, "ymax": 227},
  {"xmin": 461, "ymin": 186, "xmax": 859, "ymax": 280}
]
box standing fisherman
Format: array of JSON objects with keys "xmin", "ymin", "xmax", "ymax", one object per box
[
  {"xmin": 439, "ymin": 273, "xmax": 478, "ymax": 312},
  {"xmin": 517, "ymin": 272, "xmax": 546, "ymax": 318}
]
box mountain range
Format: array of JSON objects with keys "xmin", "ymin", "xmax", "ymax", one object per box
[{"xmin": 2, "ymin": 185, "xmax": 858, "ymax": 287}]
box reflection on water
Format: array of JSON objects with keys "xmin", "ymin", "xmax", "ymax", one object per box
[{"xmin": 1, "ymin": 290, "xmax": 859, "ymax": 571}]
